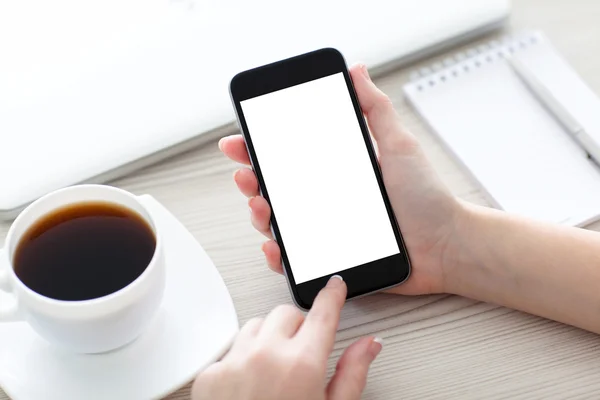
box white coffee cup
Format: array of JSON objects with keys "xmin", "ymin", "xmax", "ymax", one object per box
[{"xmin": 0, "ymin": 185, "xmax": 165, "ymax": 354}]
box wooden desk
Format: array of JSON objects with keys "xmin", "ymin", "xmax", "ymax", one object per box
[{"xmin": 3, "ymin": 0, "xmax": 600, "ymax": 398}]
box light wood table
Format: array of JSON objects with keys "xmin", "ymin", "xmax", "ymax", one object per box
[{"xmin": 3, "ymin": 0, "xmax": 600, "ymax": 398}]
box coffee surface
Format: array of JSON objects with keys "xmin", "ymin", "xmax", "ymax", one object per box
[{"xmin": 14, "ymin": 202, "xmax": 156, "ymax": 301}]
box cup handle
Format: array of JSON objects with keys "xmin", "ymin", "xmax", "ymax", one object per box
[{"xmin": 0, "ymin": 248, "xmax": 20, "ymax": 322}]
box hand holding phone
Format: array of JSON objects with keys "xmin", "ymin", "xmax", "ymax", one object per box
[
  {"xmin": 226, "ymin": 58, "xmax": 464, "ymax": 305},
  {"xmin": 229, "ymin": 49, "xmax": 411, "ymax": 308}
]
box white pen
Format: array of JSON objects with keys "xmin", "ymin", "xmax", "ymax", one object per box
[{"xmin": 507, "ymin": 56, "xmax": 600, "ymax": 164}]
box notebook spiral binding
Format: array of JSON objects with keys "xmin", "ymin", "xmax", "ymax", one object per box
[{"xmin": 409, "ymin": 32, "xmax": 541, "ymax": 92}]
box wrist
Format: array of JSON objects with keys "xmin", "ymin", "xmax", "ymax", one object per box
[{"xmin": 441, "ymin": 200, "xmax": 490, "ymax": 297}]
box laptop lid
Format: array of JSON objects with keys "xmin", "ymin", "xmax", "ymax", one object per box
[{"xmin": 0, "ymin": 0, "xmax": 510, "ymax": 219}]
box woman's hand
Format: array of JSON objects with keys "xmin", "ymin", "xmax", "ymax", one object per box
[
  {"xmin": 220, "ymin": 63, "xmax": 600, "ymax": 337},
  {"xmin": 221, "ymin": 64, "xmax": 463, "ymax": 295},
  {"xmin": 192, "ymin": 276, "xmax": 382, "ymax": 400}
]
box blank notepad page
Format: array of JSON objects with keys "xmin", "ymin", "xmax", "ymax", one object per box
[{"xmin": 404, "ymin": 32, "xmax": 600, "ymax": 226}]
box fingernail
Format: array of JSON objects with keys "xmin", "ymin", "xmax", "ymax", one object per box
[
  {"xmin": 361, "ymin": 64, "xmax": 371, "ymax": 81},
  {"xmin": 249, "ymin": 197, "xmax": 254, "ymax": 213},
  {"xmin": 218, "ymin": 138, "xmax": 224, "ymax": 151},
  {"xmin": 327, "ymin": 274, "xmax": 344, "ymax": 288},
  {"xmin": 369, "ymin": 337, "xmax": 383, "ymax": 358}
]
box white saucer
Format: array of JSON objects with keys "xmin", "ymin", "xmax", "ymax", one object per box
[{"xmin": 0, "ymin": 195, "xmax": 239, "ymax": 400}]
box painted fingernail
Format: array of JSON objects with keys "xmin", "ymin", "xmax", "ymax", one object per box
[
  {"xmin": 327, "ymin": 274, "xmax": 344, "ymax": 287},
  {"xmin": 369, "ymin": 337, "xmax": 383, "ymax": 358}
]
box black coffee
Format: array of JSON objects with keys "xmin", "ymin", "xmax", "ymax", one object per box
[{"xmin": 14, "ymin": 202, "xmax": 156, "ymax": 301}]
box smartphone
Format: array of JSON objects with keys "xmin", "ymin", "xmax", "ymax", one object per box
[{"xmin": 229, "ymin": 48, "xmax": 411, "ymax": 309}]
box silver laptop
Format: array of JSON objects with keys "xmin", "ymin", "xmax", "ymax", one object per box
[{"xmin": 0, "ymin": 0, "xmax": 510, "ymax": 219}]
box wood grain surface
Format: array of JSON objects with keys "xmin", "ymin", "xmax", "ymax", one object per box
[{"xmin": 3, "ymin": 0, "xmax": 600, "ymax": 398}]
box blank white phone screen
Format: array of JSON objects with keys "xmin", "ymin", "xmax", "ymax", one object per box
[{"xmin": 240, "ymin": 72, "xmax": 400, "ymax": 284}]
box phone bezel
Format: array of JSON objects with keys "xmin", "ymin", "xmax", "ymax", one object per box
[{"xmin": 229, "ymin": 48, "xmax": 411, "ymax": 309}]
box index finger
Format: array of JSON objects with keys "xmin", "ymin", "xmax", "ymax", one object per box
[
  {"xmin": 296, "ymin": 275, "xmax": 347, "ymax": 360},
  {"xmin": 218, "ymin": 134, "xmax": 251, "ymax": 165}
]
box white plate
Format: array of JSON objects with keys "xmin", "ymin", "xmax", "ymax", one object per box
[{"xmin": 0, "ymin": 195, "xmax": 239, "ymax": 400}]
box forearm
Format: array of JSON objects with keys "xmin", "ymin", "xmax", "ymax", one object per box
[{"xmin": 447, "ymin": 201, "xmax": 600, "ymax": 334}]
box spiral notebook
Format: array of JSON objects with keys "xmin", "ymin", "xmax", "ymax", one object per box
[{"xmin": 404, "ymin": 31, "xmax": 600, "ymax": 227}]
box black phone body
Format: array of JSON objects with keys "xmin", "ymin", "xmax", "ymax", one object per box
[{"xmin": 229, "ymin": 48, "xmax": 411, "ymax": 309}]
